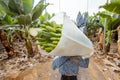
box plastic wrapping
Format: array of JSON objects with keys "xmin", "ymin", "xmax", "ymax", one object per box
[{"xmin": 50, "ymin": 14, "xmax": 94, "ymax": 58}]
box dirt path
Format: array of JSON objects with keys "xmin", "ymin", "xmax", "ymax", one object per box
[
  {"xmin": 1, "ymin": 40, "xmax": 120, "ymax": 80},
  {"xmin": 3, "ymin": 54, "xmax": 120, "ymax": 80},
  {"xmin": 88, "ymin": 58, "xmax": 106, "ymax": 80}
]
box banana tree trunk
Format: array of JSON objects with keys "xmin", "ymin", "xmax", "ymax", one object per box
[
  {"xmin": 98, "ymin": 32, "xmax": 104, "ymax": 50},
  {"xmin": 98, "ymin": 28, "xmax": 103, "ymax": 50},
  {"xmin": 117, "ymin": 26, "xmax": 120, "ymax": 55},
  {"xmin": 24, "ymin": 26, "xmax": 34, "ymax": 57},
  {"xmin": 105, "ymin": 42, "xmax": 110, "ymax": 53},
  {"xmin": 25, "ymin": 39, "xmax": 34, "ymax": 57},
  {"xmin": 105, "ymin": 31, "xmax": 111, "ymax": 53},
  {"xmin": 0, "ymin": 30, "xmax": 14, "ymax": 58},
  {"xmin": 103, "ymin": 19, "xmax": 106, "ymax": 54}
]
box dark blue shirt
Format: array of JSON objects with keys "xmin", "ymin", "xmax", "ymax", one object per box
[{"xmin": 52, "ymin": 56, "xmax": 89, "ymax": 75}]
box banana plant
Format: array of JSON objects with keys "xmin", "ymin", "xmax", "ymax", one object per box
[
  {"xmin": 100, "ymin": 0, "xmax": 120, "ymax": 14},
  {"xmin": 85, "ymin": 13, "xmax": 103, "ymax": 36},
  {"xmin": 98, "ymin": 0, "xmax": 120, "ymax": 52},
  {"xmin": 0, "ymin": 8, "xmax": 17, "ymax": 57},
  {"xmin": 0, "ymin": 0, "xmax": 49, "ymax": 57},
  {"xmin": 97, "ymin": 12, "xmax": 112, "ymax": 52}
]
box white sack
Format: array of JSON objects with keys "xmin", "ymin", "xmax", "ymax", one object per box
[{"xmin": 50, "ymin": 13, "xmax": 94, "ymax": 58}]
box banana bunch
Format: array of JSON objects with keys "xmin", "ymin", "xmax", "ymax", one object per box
[{"xmin": 36, "ymin": 21, "xmax": 62, "ymax": 52}]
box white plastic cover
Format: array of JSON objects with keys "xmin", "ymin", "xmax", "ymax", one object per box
[{"xmin": 50, "ymin": 13, "xmax": 94, "ymax": 58}]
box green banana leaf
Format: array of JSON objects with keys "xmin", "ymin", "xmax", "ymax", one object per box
[
  {"xmin": 110, "ymin": 0, "xmax": 120, "ymax": 3},
  {"xmin": 32, "ymin": 0, "xmax": 49, "ymax": 21},
  {"xmin": 8, "ymin": 0, "xmax": 23, "ymax": 15},
  {"xmin": 4, "ymin": 15, "xmax": 15, "ymax": 24},
  {"xmin": 0, "ymin": 1, "xmax": 15, "ymax": 16},
  {"xmin": 100, "ymin": 2, "xmax": 120, "ymax": 14},
  {"xmin": 0, "ymin": 8, "xmax": 5, "ymax": 19},
  {"xmin": 107, "ymin": 18, "xmax": 120, "ymax": 30},
  {"xmin": 40, "ymin": 12, "xmax": 54, "ymax": 24},
  {"xmin": 97, "ymin": 12, "xmax": 119, "ymax": 30},
  {"xmin": 8, "ymin": 0, "xmax": 34, "ymax": 15},
  {"xmin": 22, "ymin": 0, "xmax": 34, "ymax": 14},
  {"xmin": 97, "ymin": 12, "xmax": 112, "ymax": 19}
]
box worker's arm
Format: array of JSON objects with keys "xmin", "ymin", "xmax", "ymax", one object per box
[
  {"xmin": 52, "ymin": 56, "xmax": 59, "ymax": 70},
  {"xmin": 79, "ymin": 58, "xmax": 90, "ymax": 68}
]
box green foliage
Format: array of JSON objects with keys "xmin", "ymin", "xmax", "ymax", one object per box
[
  {"xmin": 97, "ymin": 11, "xmax": 118, "ymax": 44},
  {"xmin": 0, "ymin": 0, "xmax": 48, "ymax": 22},
  {"xmin": 100, "ymin": 2, "xmax": 120, "ymax": 14},
  {"xmin": 97, "ymin": 11, "xmax": 120, "ymax": 30},
  {"xmin": 39, "ymin": 12, "xmax": 55, "ymax": 24},
  {"xmin": 98, "ymin": 0, "xmax": 120, "ymax": 44},
  {"xmin": 32, "ymin": 0, "xmax": 49, "ymax": 21},
  {"xmin": 0, "ymin": 11, "xmax": 18, "ymax": 25},
  {"xmin": 22, "ymin": 0, "xmax": 34, "ymax": 14},
  {"xmin": 8, "ymin": 0, "xmax": 34, "ymax": 15},
  {"xmin": 0, "ymin": 0, "xmax": 53, "ymax": 56},
  {"xmin": 106, "ymin": 31, "xmax": 112, "ymax": 44},
  {"xmin": 97, "ymin": 12, "xmax": 115, "ymax": 30},
  {"xmin": 107, "ymin": 18, "xmax": 120, "ymax": 30},
  {"xmin": 97, "ymin": 12, "xmax": 112, "ymax": 19},
  {"xmin": 0, "ymin": 0, "xmax": 50, "ymax": 42},
  {"xmin": 110, "ymin": 0, "xmax": 120, "ymax": 3},
  {"xmin": 0, "ymin": 0, "xmax": 15, "ymax": 16},
  {"xmin": 8, "ymin": 0, "xmax": 23, "ymax": 15},
  {"xmin": 85, "ymin": 13, "xmax": 103, "ymax": 35},
  {"xmin": 2, "ymin": 15, "xmax": 13, "ymax": 24}
]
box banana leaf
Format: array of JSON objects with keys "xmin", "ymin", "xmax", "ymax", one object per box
[
  {"xmin": 22, "ymin": 0, "xmax": 34, "ymax": 14},
  {"xmin": 40, "ymin": 12, "xmax": 54, "ymax": 24},
  {"xmin": 100, "ymin": 2, "xmax": 120, "ymax": 14},
  {"xmin": 107, "ymin": 18, "xmax": 120, "ymax": 30},
  {"xmin": 97, "ymin": 12, "xmax": 119, "ymax": 30},
  {"xmin": 0, "ymin": 1, "xmax": 15, "ymax": 16},
  {"xmin": 0, "ymin": 8, "xmax": 4, "ymax": 14},
  {"xmin": 0, "ymin": 8, "xmax": 5, "ymax": 19},
  {"xmin": 97, "ymin": 12, "xmax": 112, "ymax": 19},
  {"xmin": 8, "ymin": 0, "xmax": 34, "ymax": 15},
  {"xmin": 32, "ymin": 0, "xmax": 49, "ymax": 21},
  {"xmin": 110, "ymin": 0, "xmax": 120, "ymax": 3},
  {"xmin": 8, "ymin": 0, "xmax": 23, "ymax": 15},
  {"xmin": 3, "ymin": 15, "xmax": 13, "ymax": 24}
]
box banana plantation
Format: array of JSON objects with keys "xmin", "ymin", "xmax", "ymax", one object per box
[{"xmin": 0, "ymin": 0, "xmax": 120, "ymax": 80}]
